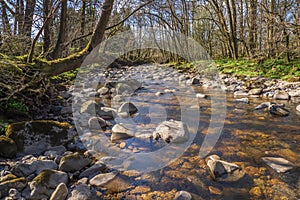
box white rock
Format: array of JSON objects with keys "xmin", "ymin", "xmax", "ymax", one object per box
[
  {"xmin": 262, "ymin": 157, "xmax": 294, "ymax": 173},
  {"xmin": 196, "ymin": 93, "xmax": 207, "ymax": 98},
  {"xmin": 89, "ymin": 172, "xmax": 117, "ymax": 187},
  {"xmin": 153, "ymin": 120, "xmax": 189, "ymax": 143}
]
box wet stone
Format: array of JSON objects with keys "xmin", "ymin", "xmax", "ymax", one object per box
[{"xmin": 261, "ymin": 157, "xmax": 294, "ymax": 173}]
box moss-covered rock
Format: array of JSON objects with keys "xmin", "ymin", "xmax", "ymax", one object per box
[
  {"xmin": 0, "ymin": 135, "xmax": 17, "ymax": 158},
  {"xmin": 59, "ymin": 152, "xmax": 92, "ymax": 172},
  {"xmin": 29, "ymin": 169, "xmax": 68, "ymax": 200},
  {"xmin": 0, "ymin": 177, "xmax": 26, "ymax": 197},
  {"xmin": 6, "ymin": 120, "xmax": 74, "ymax": 155}
]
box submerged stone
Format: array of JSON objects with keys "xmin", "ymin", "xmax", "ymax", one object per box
[{"xmin": 262, "ymin": 157, "xmax": 294, "ymax": 173}]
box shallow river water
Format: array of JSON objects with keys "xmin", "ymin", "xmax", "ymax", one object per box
[{"xmin": 77, "ymin": 64, "xmax": 300, "ymax": 199}]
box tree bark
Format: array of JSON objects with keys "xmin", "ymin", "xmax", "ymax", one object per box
[
  {"xmin": 43, "ymin": 0, "xmax": 52, "ymax": 53},
  {"xmin": 47, "ymin": 0, "xmax": 68, "ymax": 59}
]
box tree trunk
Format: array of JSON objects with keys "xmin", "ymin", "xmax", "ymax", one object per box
[
  {"xmin": 43, "ymin": 0, "xmax": 52, "ymax": 53},
  {"xmin": 1, "ymin": 0, "xmax": 12, "ymax": 34},
  {"xmin": 249, "ymin": 0, "xmax": 257, "ymax": 58},
  {"xmin": 47, "ymin": 0, "xmax": 68, "ymax": 59},
  {"xmin": 23, "ymin": 0, "xmax": 36, "ymax": 38}
]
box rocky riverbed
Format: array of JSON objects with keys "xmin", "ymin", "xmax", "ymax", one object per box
[{"xmin": 0, "ymin": 64, "xmax": 299, "ymax": 199}]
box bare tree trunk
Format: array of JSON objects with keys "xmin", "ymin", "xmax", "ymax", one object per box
[
  {"xmin": 0, "ymin": 0, "xmax": 12, "ymax": 34},
  {"xmin": 48, "ymin": 0, "xmax": 68, "ymax": 59},
  {"xmin": 249, "ymin": 0, "xmax": 257, "ymax": 58},
  {"xmin": 23, "ymin": 0, "xmax": 36, "ymax": 38},
  {"xmin": 43, "ymin": 0, "xmax": 51, "ymax": 53},
  {"xmin": 80, "ymin": 0, "xmax": 87, "ymax": 48},
  {"xmin": 90, "ymin": 0, "xmax": 114, "ymax": 50}
]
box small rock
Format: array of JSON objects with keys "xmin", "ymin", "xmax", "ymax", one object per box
[
  {"xmin": 289, "ymin": 90, "xmax": 300, "ymax": 97},
  {"xmin": 249, "ymin": 88, "xmax": 262, "ymax": 95},
  {"xmin": 119, "ymin": 142, "xmax": 126, "ymax": 149},
  {"xmin": 235, "ymin": 98, "xmax": 249, "ymax": 104},
  {"xmin": 79, "ymin": 161, "xmax": 106, "ymax": 179},
  {"xmin": 111, "ymin": 124, "xmax": 134, "ymax": 142},
  {"xmin": 261, "ymin": 157, "xmax": 293, "ymax": 173},
  {"xmin": 208, "ymin": 186, "xmax": 222, "ymax": 195},
  {"xmin": 97, "ymin": 87, "xmax": 109, "ymax": 95},
  {"xmin": 118, "ymin": 102, "xmax": 138, "ymax": 115},
  {"xmin": 89, "ymin": 172, "xmax": 117, "ymax": 187},
  {"xmin": 273, "ymin": 91, "xmax": 290, "ymax": 100},
  {"xmin": 50, "ymin": 183, "xmax": 68, "ymax": 200},
  {"xmin": 296, "ymin": 105, "xmax": 300, "ymax": 112},
  {"xmin": 164, "ymin": 89, "xmax": 176, "ymax": 93},
  {"xmin": 206, "ymin": 155, "xmax": 245, "ymax": 182},
  {"xmin": 234, "ymin": 91, "xmax": 248, "ymax": 96},
  {"xmin": 155, "ymin": 92, "xmax": 163, "ymax": 96},
  {"xmin": 269, "ymin": 104, "xmax": 290, "ymax": 116},
  {"xmin": 186, "ymin": 77, "xmax": 200, "ymax": 85},
  {"xmin": 59, "ymin": 152, "xmax": 92, "ymax": 172},
  {"xmin": 88, "ymin": 117, "xmax": 108, "ymax": 129},
  {"xmin": 174, "ymin": 190, "xmax": 192, "ymax": 200},
  {"xmin": 80, "ymin": 100, "xmax": 103, "ymax": 114},
  {"xmin": 153, "ymin": 120, "xmax": 189, "ymax": 143},
  {"xmin": 8, "ymin": 188, "xmax": 22, "ymax": 200},
  {"xmin": 196, "ymin": 93, "xmax": 207, "ymax": 98},
  {"xmin": 68, "ymin": 184, "xmax": 91, "ymax": 200}
]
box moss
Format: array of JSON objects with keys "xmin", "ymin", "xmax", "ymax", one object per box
[
  {"xmin": 6, "ymin": 120, "xmax": 72, "ymax": 152},
  {"xmin": 0, "ymin": 177, "xmax": 26, "ymax": 186},
  {"xmin": 0, "ymin": 174, "xmax": 17, "ymax": 183},
  {"xmin": 32, "ymin": 169, "xmax": 53, "ymax": 186}
]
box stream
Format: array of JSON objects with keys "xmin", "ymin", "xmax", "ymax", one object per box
[{"xmin": 72, "ymin": 64, "xmax": 300, "ymax": 199}]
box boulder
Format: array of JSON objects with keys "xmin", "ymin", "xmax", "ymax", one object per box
[
  {"xmin": 153, "ymin": 120, "xmax": 189, "ymax": 143},
  {"xmin": 0, "ymin": 136, "xmax": 17, "ymax": 158},
  {"xmin": 118, "ymin": 102, "xmax": 138, "ymax": 115},
  {"xmin": 6, "ymin": 120, "xmax": 73, "ymax": 155},
  {"xmin": 29, "ymin": 170, "xmax": 68, "ymax": 200},
  {"xmin": 59, "ymin": 152, "xmax": 92, "ymax": 172},
  {"xmin": 206, "ymin": 155, "xmax": 245, "ymax": 182},
  {"xmin": 111, "ymin": 124, "xmax": 134, "ymax": 142},
  {"xmin": 50, "ymin": 183, "xmax": 68, "ymax": 200},
  {"xmin": 262, "ymin": 157, "xmax": 294, "ymax": 173}
]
